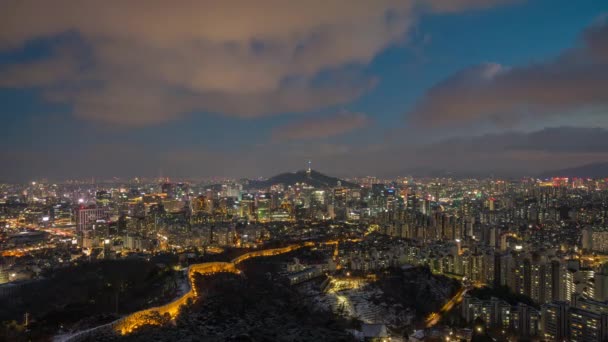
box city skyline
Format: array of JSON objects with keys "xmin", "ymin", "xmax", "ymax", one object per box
[
  {"xmin": 1, "ymin": 1, "xmax": 607, "ymax": 181},
  {"xmin": 6, "ymin": 2, "xmax": 608, "ymax": 342}
]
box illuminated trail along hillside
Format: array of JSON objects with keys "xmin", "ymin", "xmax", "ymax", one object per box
[
  {"xmin": 425, "ymin": 282, "xmax": 485, "ymax": 328},
  {"xmin": 115, "ymin": 242, "xmax": 315, "ymax": 335}
]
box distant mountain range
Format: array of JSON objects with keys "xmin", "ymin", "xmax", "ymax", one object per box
[
  {"xmin": 201, "ymin": 162, "xmax": 608, "ymax": 192},
  {"xmin": 246, "ymin": 169, "xmax": 358, "ymax": 189},
  {"xmin": 538, "ymin": 162, "xmax": 608, "ymax": 179},
  {"xmin": 394, "ymin": 162, "xmax": 608, "ymax": 180}
]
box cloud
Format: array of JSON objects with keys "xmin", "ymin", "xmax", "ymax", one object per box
[
  {"xmin": 408, "ymin": 17, "xmax": 608, "ymax": 127},
  {"xmin": 0, "ymin": 43, "xmax": 83, "ymax": 88},
  {"xmin": 0, "ymin": 0, "xmax": 514, "ymax": 126},
  {"xmin": 506, "ymin": 126, "xmax": 608, "ymax": 153},
  {"xmin": 421, "ymin": 126, "xmax": 608, "ymax": 155},
  {"xmin": 0, "ymin": 143, "xmax": 239, "ymax": 182},
  {"xmin": 397, "ymin": 127, "xmax": 608, "ymax": 177},
  {"xmin": 424, "ymin": 0, "xmax": 521, "ymax": 12},
  {"xmin": 272, "ymin": 112, "xmax": 370, "ymax": 141}
]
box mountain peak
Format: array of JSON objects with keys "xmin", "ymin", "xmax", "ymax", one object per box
[{"xmin": 247, "ymin": 169, "xmax": 357, "ymax": 189}]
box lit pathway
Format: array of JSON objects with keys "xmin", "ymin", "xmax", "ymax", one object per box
[
  {"xmin": 425, "ymin": 282, "xmax": 484, "ymax": 328},
  {"xmin": 116, "ymin": 243, "xmax": 313, "ymax": 334},
  {"xmin": 56, "ymin": 242, "xmax": 318, "ymax": 341},
  {"xmin": 424, "ymin": 287, "xmax": 467, "ymax": 328}
]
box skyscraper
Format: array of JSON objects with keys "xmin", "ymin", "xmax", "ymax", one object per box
[{"xmin": 541, "ymin": 301, "xmax": 568, "ymax": 341}]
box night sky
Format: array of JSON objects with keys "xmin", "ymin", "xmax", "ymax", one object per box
[{"xmin": 1, "ymin": 0, "xmax": 607, "ymax": 181}]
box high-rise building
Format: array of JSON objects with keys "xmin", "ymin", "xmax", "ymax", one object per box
[
  {"xmin": 541, "ymin": 301, "xmax": 569, "ymax": 341},
  {"xmin": 76, "ymin": 207, "xmax": 108, "ymax": 232},
  {"xmin": 582, "ymin": 227, "xmax": 608, "ymax": 253},
  {"xmin": 256, "ymin": 193, "xmax": 271, "ymax": 222},
  {"xmin": 595, "ymin": 263, "xmax": 608, "ymax": 302},
  {"xmin": 562, "ymin": 268, "xmax": 576, "ymax": 303},
  {"xmin": 0, "ymin": 263, "xmax": 8, "ymax": 284},
  {"xmin": 95, "ymin": 190, "xmax": 111, "ymax": 207},
  {"xmin": 512, "ymin": 303, "xmax": 540, "ymax": 338},
  {"xmin": 565, "ymin": 294, "xmax": 608, "ymax": 342},
  {"xmin": 161, "ymin": 182, "xmax": 174, "ymax": 199},
  {"xmin": 239, "ymin": 193, "xmax": 255, "ymax": 220},
  {"xmin": 568, "ymin": 307, "xmax": 608, "ymax": 342}
]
